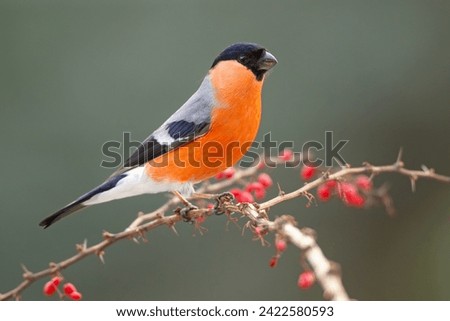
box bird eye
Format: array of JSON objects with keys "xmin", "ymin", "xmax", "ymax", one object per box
[{"xmin": 238, "ymin": 55, "xmax": 247, "ymax": 63}]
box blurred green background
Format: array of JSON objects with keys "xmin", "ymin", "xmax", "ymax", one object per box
[{"xmin": 1, "ymin": 0, "xmax": 449, "ymax": 300}]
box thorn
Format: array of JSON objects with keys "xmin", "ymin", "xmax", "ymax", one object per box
[
  {"xmin": 193, "ymin": 219, "xmax": 208, "ymax": 236},
  {"xmin": 277, "ymin": 182, "xmax": 285, "ymax": 196},
  {"xmin": 138, "ymin": 231, "xmax": 149, "ymax": 243},
  {"xmin": 75, "ymin": 239, "xmax": 87, "ymax": 252},
  {"xmin": 20, "ymin": 264, "xmax": 30, "ymax": 274},
  {"xmin": 410, "ymin": 176, "xmax": 417, "ymax": 192},
  {"xmin": 396, "ymin": 148, "xmax": 404, "ymax": 166},
  {"xmin": 170, "ymin": 225, "xmax": 179, "ymax": 236},
  {"xmin": 21, "ymin": 264, "xmax": 33, "ymax": 280},
  {"xmin": 98, "ymin": 251, "xmax": 105, "ymax": 264},
  {"xmin": 421, "ymin": 165, "xmax": 434, "ymax": 174},
  {"xmin": 343, "ymin": 163, "xmax": 351, "ymax": 169},
  {"xmin": 241, "ymin": 221, "xmax": 251, "ymax": 236}
]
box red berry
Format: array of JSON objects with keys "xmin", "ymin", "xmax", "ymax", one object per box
[
  {"xmin": 232, "ymin": 189, "xmax": 254, "ymax": 203},
  {"xmin": 325, "ymin": 180, "xmax": 337, "ymax": 189},
  {"xmin": 317, "ymin": 184, "xmax": 331, "ymax": 201},
  {"xmin": 279, "ymin": 149, "xmax": 293, "ymax": 161},
  {"xmin": 245, "ymin": 182, "xmax": 264, "ymax": 193},
  {"xmin": 63, "ymin": 283, "xmax": 77, "ymax": 295},
  {"xmin": 246, "ymin": 182, "xmax": 265, "ymax": 200},
  {"xmin": 298, "ymin": 271, "xmax": 315, "ymax": 289},
  {"xmin": 51, "ymin": 276, "xmax": 62, "ymax": 287},
  {"xmin": 230, "ymin": 188, "xmax": 243, "ymax": 199},
  {"xmin": 215, "ymin": 167, "xmax": 235, "ymax": 180},
  {"xmin": 348, "ymin": 193, "xmax": 365, "ymax": 207},
  {"xmin": 43, "ymin": 281, "xmax": 57, "ymax": 296},
  {"xmin": 301, "ymin": 165, "xmax": 316, "ymax": 180},
  {"xmin": 206, "ymin": 203, "xmax": 214, "ymax": 210},
  {"xmin": 339, "ymin": 183, "xmax": 365, "ymax": 207},
  {"xmin": 254, "ymin": 188, "xmax": 266, "ymax": 200},
  {"xmin": 269, "ymin": 257, "xmax": 278, "ymax": 268},
  {"xmin": 69, "ymin": 291, "xmax": 82, "ymax": 300},
  {"xmin": 275, "ymin": 239, "xmax": 287, "ymax": 252},
  {"xmin": 355, "ymin": 175, "xmax": 372, "ymax": 191},
  {"xmin": 239, "ymin": 191, "xmax": 254, "ymax": 203},
  {"xmin": 338, "ymin": 182, "xmax": 354, "ymax": 196},
  {"xmin": 223, "ymin": 167, "xmax": 235, "ymax": 179},
  {"xmin": 258, "ymin": 173, "xmax": 273, "ymax": 188}
]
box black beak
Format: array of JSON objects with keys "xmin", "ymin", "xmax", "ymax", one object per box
[{"xmin": 257, "ymin": 51, "xmax": 278, "ymax": 71}]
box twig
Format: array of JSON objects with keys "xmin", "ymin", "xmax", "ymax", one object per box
[
  {"xmin": 1, "ymin": 154, "xmax": 448, "ymax": 301},
  {"xmin": 260, "ymin": 156, "xmax": 450, "ymax": 209}
]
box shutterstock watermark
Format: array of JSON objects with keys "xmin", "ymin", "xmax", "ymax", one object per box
[{"xmin": 100, "ymin": 131, "xmax": 348, "ymax": 169}]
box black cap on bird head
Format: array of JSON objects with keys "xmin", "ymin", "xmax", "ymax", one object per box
[{"xmin": 211, "ymin": 42, "xmax": 278, "ymax": 81}]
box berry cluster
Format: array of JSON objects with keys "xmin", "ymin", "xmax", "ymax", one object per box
[
  {"xmin": 300, "ymin": 164, "xmax": 373, "ymax": 208},
  {"xmin": 215, "ymin": 167, "xmax": 236, "ymax": 180},
  {"xmin": 213, "ymin": 151, "xmax": 379, "ymax": 295},
  {"xmin": 43, "ymin": 276, "xmax": 82, "ymax": 300},
  {"xmin": 218, "ymin": 169, "xmax": 273, "ymax": 203}
]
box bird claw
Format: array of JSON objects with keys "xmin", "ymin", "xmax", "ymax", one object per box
[
  {"xmin": 179, "ymin": 206, "xmax": 199, "ymax": 222},
  {"xmin": 218, "ymin": 192, "xmax": 235, "ymax": 200},
  {"xmin": 214, "ymin": 192, "xmax": 235, "ymax": 215}
]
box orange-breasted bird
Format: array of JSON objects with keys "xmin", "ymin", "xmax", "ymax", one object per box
[{"xmin": 39, "ymin": 42, "xmax": 277, "ymax": 228}]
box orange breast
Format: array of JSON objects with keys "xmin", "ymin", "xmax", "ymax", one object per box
[{"xmin": 147, "ymin": 61, "xmax": 264, "ymax": 183}]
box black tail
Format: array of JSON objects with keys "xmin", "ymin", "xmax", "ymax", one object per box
[
  {"xmin": 40, "ymin": 173, "xmax": 128, "ymax": 228},
  {"xmin": 39, "ymin": 202, "xmax": 88, "ymax": 229}
]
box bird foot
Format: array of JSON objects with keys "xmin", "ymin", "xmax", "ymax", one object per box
[
  {"xmin": 179, "ymin": 205, "xmax": 199, "ymax": 222},
  {"xmin": 214, "ymin": 192, "xmax": 235, "ymax": 215}
]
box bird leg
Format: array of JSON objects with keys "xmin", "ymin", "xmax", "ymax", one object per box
[
  {"xmin": 191, "ymin": 192, "xmax": 219, "ymax": 199},
  {"xmin": 172, "ymin": 191, "xmax": 198, "ymax": 222},
  {"xmin": 213, "ymin": 192, "xmax": 235, "ymax": 215}
]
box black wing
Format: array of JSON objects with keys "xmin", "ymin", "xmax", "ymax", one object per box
[{"xmin": 123, "ymin": 120, "xmax": 210, "ymax": 168}]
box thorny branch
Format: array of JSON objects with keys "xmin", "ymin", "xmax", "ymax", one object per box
[{"xmin": 1, "ymin": 152, "xmax": 449, "ymax": 301}]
